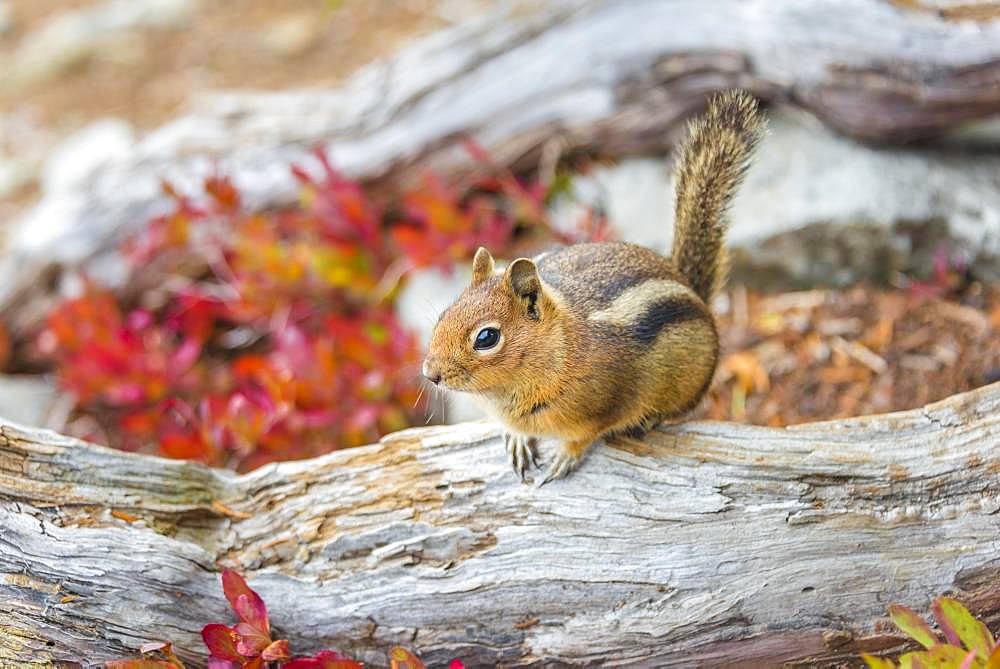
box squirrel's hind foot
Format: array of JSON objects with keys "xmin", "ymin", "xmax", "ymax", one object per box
[
  {"xmin": 504, "ymin": 432, "xmax": 539, "ymax": 481},
  {"xmin": 619, "ymin": 414, "xmax": 665, "ymax": 440}
]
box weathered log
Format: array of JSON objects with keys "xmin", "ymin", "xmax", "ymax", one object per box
[
  {"xmin": 5, "ymin": 0, "xmax": 1000, "ymax": 336},
  {"xmin": 2, "ymin": 381, "xmax": 999, "ymax": 667}
]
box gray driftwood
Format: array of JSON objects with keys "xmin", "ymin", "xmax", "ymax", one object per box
[
  {"xmin": 2, "ymin": 381, "xmax": 999, "ymax": 667},
  {"xmin": 5, "ymin": 0, "xmax": 1000, "ymax": 334}
]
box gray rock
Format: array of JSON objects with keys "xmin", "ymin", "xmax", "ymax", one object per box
[
  {"xmin": 551, "ymin": 109, "xmax": 1000, "ymax": 285},
  {"xmin": 397, "ymin": 266, "xmax": 470, "ymax": 349},
  {"xmin": 549, "ymin": 157, "xmax": 673, "ymax": 251},
  {"xmin": 0, "ymin": 376, "xmax": 57, "ymax": 428}
]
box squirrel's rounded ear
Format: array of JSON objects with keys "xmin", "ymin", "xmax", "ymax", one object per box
[
  {"xmin": 505, "ymin": 258, "xmax": 540, "ymax": 299},
  {"xmin": 470, "ymin": 247, "xmax": 495, "ymax": 286}
]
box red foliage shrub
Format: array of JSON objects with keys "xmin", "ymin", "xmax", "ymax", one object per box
[
  {"xmin": 0, "ymin": 321, "xmax": 10, "ymax": 371},
  {"xmin": 109, "ymin": 569, "xmax": 463, "ymax": 668},
  {"xmin": 39, "ymin": 147, "xmax": 604, "ymax": 470}
]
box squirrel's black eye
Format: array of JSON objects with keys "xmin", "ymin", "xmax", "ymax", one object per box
[{"xmin": 473, "ymin": 327, "xmax": 501, "ymax": 350}]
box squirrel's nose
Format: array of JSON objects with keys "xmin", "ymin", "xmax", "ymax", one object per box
[{"xmin": 422, "ymin": 359, "xmax": 442, "ymax": 385}]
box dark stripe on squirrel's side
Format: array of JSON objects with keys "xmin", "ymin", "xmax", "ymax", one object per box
[
  {"xmin": 631, "ymin": 298, "xmax": 704, "ymax": 345},
  {"xmin": 536, "ymin": 242, "xmax": 687, "ymax": 315}
]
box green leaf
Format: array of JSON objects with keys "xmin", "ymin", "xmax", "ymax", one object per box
[
  {"xmin": 896, "ymin": 645, "xmax": 985, "ymax": 669},
  {"xmin": 932, "ymin": 597, "xmax": 994, "ymax": 658},
  {"xmin": 890, "ymin": 604, "xmax": 939, "ymax": 649},
  {"xmin": 863, "ymin": 654, "xmax": 897, "ymax": 669},
  {"xmin": 926, "ymin": 644, "xmax": 980, "ymax": 668},
  {"xmin": 960, "ymin": 648, "xmax": 982, "ymax": 669}
]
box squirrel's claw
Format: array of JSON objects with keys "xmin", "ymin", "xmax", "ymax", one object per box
[
  {"xmin": 505, "ymin": 433, "xmax": 539, "ymax": 481},
  {"xmin": 539, "ymin": 451, "xmax": 580, "ymax": 486}
]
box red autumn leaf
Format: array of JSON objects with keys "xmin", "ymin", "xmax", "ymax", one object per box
[
  {"xmin": 206, "ymin": 660, "xmax": 238, "ymax": 669},
  {"xmin": 168, "ymin": 337, "xmax": 202, "ymax": 376},
  {"xmin": 221, "ymin": 571, "xmax": 269, "ymax": 632},
  {"xmin": 105, "ymin": 661, "xmax": 180, "ymax": 669},
  {"xmin": 407, "ymin": 191, "xmax": 467, "ymax": 235},
  {"xmin": 119, "ymin": 410, "xmax": 160, "ymax": 437},
  {"xmin": 0, "ymin": 321, "xmax": 10, "ymax": 371},
  {"xmin": 103, "ymin": 383, "xmax": 148, "ymax": 406},
  {"xmin": 448, "ymin": 661, "xmax": 465, "ymax": 669},
  {"xmin": 201, "ymin": 624, "xmax": 244, "ymax": 662},
  {"xmin": 205, "ymin": 175, "xmax": 241, "ymax": 213},
  {"xmin": 232, "ymin": 355, "xmax": 270, "ymax": 379},
  {"xmin": 222, "ymin": 390, "xmax": 282, "ymax": 450},
  {"xmin": 160, "ymin": 431, "xmax": 213, "ymax": 462},
  {"xmin": 214, "ymin": 572, "xmax": 272, "ymax": 658},
  {"xmin": 461, "ymin": 137, "xmax": 492, "ymax": 165},
  {"xmin": 260, "ymin": 639, "xmax": 291, "ymax": 662},
  {"xmin": 283, "ymin": 650, "xmax": 363, "ymax": 669},
  {"xmin": 391, "ymin": 225, "xmax": 446, "ymax": 269},
  {"xmin": 234, "ymin": 616, "xmax": 271, "ymax": 656},
  {"xmin": 389, "ymin": 646, "xmax": 425, "ymax": 669}
]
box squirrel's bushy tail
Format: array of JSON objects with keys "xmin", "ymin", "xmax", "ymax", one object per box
[{"xmin": 671, "ymin": 90, "xmax": 764, "ymax": 303}]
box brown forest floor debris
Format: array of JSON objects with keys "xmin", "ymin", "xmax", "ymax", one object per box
[
  {"xmin": 699, "ymin": 284, "xmax": 1000, "ymax": 426},
  {"xmin": 0, "ymin": 0, "xmax": 487, "ymax": 216}
]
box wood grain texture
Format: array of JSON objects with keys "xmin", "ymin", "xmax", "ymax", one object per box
[
  {"xmin": 5, "ymin": 0, "xmax": 1000, "ymax": 335},
  {"xmin": 2, "ymin": 382, "xmax": 999, "ymax": 667}
]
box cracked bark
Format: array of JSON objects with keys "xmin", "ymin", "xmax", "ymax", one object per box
[{"xmin": 1, "ymin": 382, "xmax": 999, "ymax": 667}]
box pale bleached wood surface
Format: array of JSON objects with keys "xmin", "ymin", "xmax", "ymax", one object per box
[{"xmin": 2, "ymin": 382, "xmax": 999, "ymax": 667}]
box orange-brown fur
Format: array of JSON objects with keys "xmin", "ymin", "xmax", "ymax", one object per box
[
  {"xmin": 673, "ymin": 89, "xmax": 763, "ymax": 302},
  {"xmin": 423, "ymin": 90, "xmax": 764, "ymax": 483}
]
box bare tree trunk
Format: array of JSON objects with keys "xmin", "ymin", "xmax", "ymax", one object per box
[
  {"xmin": 4, "ymin": 0, "xmax": 1000, "ymax": 334},
  {"xmin": 2, "ymin": 381, "xmax": 999, "ymax": 668}
]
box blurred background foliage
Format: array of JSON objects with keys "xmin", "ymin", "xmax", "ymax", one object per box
[{"xmin": 33, "ymin": 146, "xmax": 603, "ymax": 470}]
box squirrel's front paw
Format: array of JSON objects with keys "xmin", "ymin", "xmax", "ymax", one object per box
[
  {"xmin": 540, "ymin": 451, "xmax": 581, "ymax": 486},
  {"xmin": 539, "ymin": 439, "xmax": 593, "ymax": 486},
  {"xmin": 504, "ymin": 432, "xmax": 539, "ymax": 481}
]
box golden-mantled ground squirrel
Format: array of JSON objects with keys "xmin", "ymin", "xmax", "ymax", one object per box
[{"xmin": 423, "ymin": 90, "xmax": 764, "ymax": 483}]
